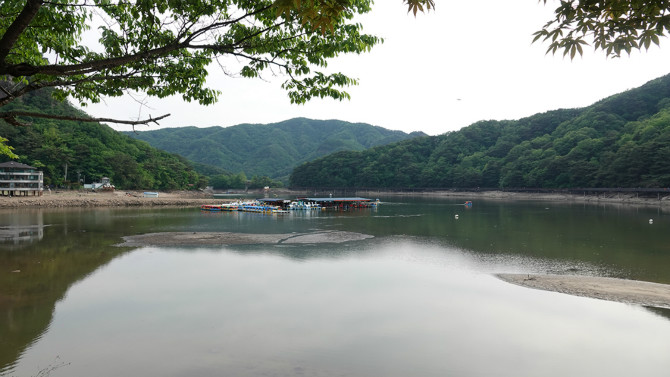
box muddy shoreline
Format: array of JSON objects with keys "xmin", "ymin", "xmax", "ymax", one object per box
[{"xmin": 497, "ymin": 273, "xmax": 670, "ymax": 309}]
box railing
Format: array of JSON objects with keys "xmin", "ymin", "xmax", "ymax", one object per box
[{"xmin": 0, "ymin": 187, "xmax": 43, "ymax": 191}]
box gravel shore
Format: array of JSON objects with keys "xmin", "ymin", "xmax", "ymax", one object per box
[{"xmin": 0, "ymin": 190, "xmax": 228, "ymax": 208}]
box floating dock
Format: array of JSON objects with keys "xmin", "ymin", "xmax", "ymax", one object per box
[{"xmin": 203, "ymin": 197, "xmax": 380, "ymax": 213}]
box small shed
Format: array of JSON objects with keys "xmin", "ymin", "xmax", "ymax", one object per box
[{"xmin": 84, "ymin": 177, "xmax": 115, "ymax": 191}]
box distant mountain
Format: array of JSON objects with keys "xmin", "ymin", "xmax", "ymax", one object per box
[
  {"xmin": 290, "ymin": 73, "xmax": 670, "ymax": 189},
  {"xmin": 125, "ymin": 118, "xmax": 426, "ymax": 181}
]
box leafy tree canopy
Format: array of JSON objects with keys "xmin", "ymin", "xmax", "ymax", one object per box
[
  {"xmin": 0, "ymin": 0, "xmax": 385, "ymax": 122},
  {"xmin": 1, "ymin": 0, "xmax": 669, "ymax": 157},
  {"xmin": 2, "ymin": 0, "xmax": 667, "ymax": 122},
  {"xmin": 0, "ymin": 0, "xmax": 436, "ymax": 156},
  {"xmin": 534, "ymin": 0, "xmax": 670, "ymax": 58}
]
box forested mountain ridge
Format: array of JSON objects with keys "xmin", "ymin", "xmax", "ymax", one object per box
[
  {"xmin": 290, "ymin": 73, "xmax": 670, "ymax": 189},
  {"xmin": 0, "ymin": 89, "xmax": 205, "ymax": 190},
  {"xmin": 124, "ymin": 118, "xmax": 426, "ymax": 181}
]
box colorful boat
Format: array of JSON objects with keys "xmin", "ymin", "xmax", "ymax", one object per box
[
  {"xmin": 219, "ymin": 203, "xmax": 240, "ymax": 211},
  {"xmin": 240, "ymin": 204, "xmax": 282, "ymax": 213}
]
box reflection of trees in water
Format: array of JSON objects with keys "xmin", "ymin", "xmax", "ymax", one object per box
[
  {"xmin": 0, "ymin": 209, "xmax": 128, "ymax": 374},
  {"xmin": 644, "ymin": 306, "xmax": 670, "ymax": 322}
]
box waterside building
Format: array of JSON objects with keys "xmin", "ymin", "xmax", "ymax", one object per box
[{"xmin": 0, "ymin": 161, "xmax": 44, "ymax": 196}]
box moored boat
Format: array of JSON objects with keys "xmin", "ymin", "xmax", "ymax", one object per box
[{"xmin": 219, "ymin": 202, "xmax": 240, "ymax": 211}]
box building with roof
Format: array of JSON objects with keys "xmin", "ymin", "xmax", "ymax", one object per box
[
  {"xmin": 0, "ymin": 161, "xmax": 44, "ymax": 196},
  {"xmin": 83, "ymin": 177, "xmax": 115, "ymax": 191}
]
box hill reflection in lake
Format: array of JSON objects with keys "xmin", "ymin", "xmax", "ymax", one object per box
[{"xmin": 2, "ymin": 199, "xmax": 670, "ymax": 376}]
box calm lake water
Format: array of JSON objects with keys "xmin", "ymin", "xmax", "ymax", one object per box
[{"xmin": 2, "ymin": 197, "xmax": 670, "ymax": 377}]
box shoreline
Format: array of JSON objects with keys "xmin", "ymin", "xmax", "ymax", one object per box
[
  {"xmin": 356, "ymin": 189, "xmax": 670, "ymax": 207},
  {"xmin": 2, "ymin": 189, "xmax": 670, "ymax": 208},
  {"xmin": 0, "ymin": 189, "xmax": 670, "ymax": 209},
  {"xmin": 497, "ymin": 273, "xmax": 670, "ymax": 309}
]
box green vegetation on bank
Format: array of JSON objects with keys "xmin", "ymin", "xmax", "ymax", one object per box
[
  {"xmin": 125, "ymin": 118, "xmax": 425, "ymax": 182},
  {"xmin": 290, "ymin": 73, "xmax": 670, "ymax": 189},
  {"xmin": 0, "ymin": 89, "xmax": 204, "ymax": 190}
]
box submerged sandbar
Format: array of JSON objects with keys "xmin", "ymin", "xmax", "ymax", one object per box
[
  {"xmin": 116, "ymin": 231, "xmax": 373, "ymax": 248},
  {"xmin": 497, "ymin": 273, "xmax": 670, "ymax": 309}
]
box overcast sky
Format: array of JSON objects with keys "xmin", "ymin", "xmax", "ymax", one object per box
[{"xmin": 81, "ymin": 1, "xmax": 670, "ymax": 136}]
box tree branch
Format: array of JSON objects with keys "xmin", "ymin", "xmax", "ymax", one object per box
[
  {"xmin": 2, "ymin": 41, "xmax": 186, "ymax": 77},
  {"xmin": 184, "ymin": 4, "xmax": 275, "ymax": 44},
  {"xmin": 0, "ymin": 0, "xmax": 43, "ymax": 63},
  {"xmin": 1, "ymin": 4, "xmax": 277, "ymax": 78},
  {"xmin": 0, "ymin": 110, "xmax": 170, "ymax": 127}
]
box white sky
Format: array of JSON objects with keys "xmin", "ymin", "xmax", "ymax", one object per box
[{"xmin": 81, "ymin": 1, "xmax": 670, "ymax": 136}]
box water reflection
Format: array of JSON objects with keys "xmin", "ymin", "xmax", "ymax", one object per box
[
  {"xmin": 7, "ymin": 242, "xmax": 670, "ymax": 377},
  {"xmin": 645, "ymin": 306, "xmax": 670, "ymax": 321},
  {"xmin": 0, "ymin": 209, "xmax": 130, "ymax": 376},
  {"xmin": 2, "ymin": 200, "xmax": 670, "ymax": 377}
]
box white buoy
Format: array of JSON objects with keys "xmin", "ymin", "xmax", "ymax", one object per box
[
  {"xmin": 455, "ymin": 214, "xmax": 459, "ymax": 219},
  {"xmin": 649, "ymin": 219, "xmax": 653, "ymax": 224}
]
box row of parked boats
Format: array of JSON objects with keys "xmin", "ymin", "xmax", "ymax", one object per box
[
  {"xmin": 201, "ymin": 197, "xmax": 380, "ymax": 213},
  {"xmin": 201, "ymin": 201, "xmax": 289, "ymax": 213}
]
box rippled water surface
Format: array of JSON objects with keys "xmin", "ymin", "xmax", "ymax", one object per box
[{"xmin": 2, "ymin": 197, "xmax": 670, "ymax": 376}]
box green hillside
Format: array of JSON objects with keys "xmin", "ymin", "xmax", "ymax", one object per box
[
  {"xmin": 290, "ymin": 73, "xmax": 670, "ymax": 189},
  {"xmin": 125, "ymin": 118, "xmax": 426, "ymax": 181},
  {"xmin": 0, "ymin": 89, "xmax": 205, "ymax": 190}
]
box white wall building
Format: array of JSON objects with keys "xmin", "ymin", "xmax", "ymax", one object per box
[{"xmin": 0, "ymin": 161, "xmax": 43, "ymax": 196}]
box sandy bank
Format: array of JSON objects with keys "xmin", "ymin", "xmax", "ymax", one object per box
[{"xmin": 497, "ymin": 273, "xmax": 670, "ymax": 309}]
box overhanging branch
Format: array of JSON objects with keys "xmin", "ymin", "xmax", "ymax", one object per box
[
  {"xmin": 0, "ymin": 111, "xmax": 170, "ymax": 127},
  {"xmin": 0, "ymin": 0, "xmax": 43, "ymax": 64}
]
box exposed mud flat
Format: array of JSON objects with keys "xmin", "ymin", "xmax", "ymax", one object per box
[
  {"xmin": 116, "ymin": 231, "xmax": 373, "ymax": 248},
  {"xmin": 497, "ymin": 273, "xmax": 670, "ymax": 309}
]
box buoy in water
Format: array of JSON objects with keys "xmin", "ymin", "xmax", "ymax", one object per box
[
  {"xmin": 649, "ymin": 219, "xmax": 653, "ymax": 224},
  {"xmin": 455, "ymin": 214, "xmax": 459, "ymax": 219}
]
